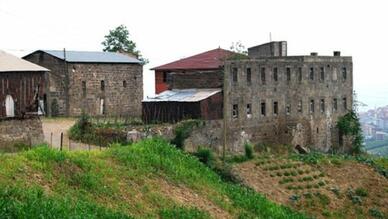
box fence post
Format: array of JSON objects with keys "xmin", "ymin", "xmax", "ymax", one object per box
[
  {"xmin": 60, "ymin": 132, "xmax": 63, "ymax": 151},
  {"xmin": 50, "ymin": 132, "xmax": 53, "ymax": 148},
  {"xmin": 68, "ymin": 136, "xmax": 71, "ymax": 151}
]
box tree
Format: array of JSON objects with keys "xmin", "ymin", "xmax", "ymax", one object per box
[
  {"xmin": 228, "ymin": 41, "xmax": 248, "ymax": 60},
  {"xmin": 102, "ymin": 25, "xmax": 148, "ymax": 64}
]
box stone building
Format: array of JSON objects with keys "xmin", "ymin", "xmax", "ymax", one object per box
[
  {"xmin": 24, "ymin": 50, "xmax": 143, "ymax": 117},
  {"xmin": 224, "ymin": 41, "xmax": 353, "ymax": 153}
]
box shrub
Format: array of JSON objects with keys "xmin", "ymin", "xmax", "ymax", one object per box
[
  {"xmin": 369, "ymin": 208, "xmax": 384, "ymax": 219},
  {"xmin": 171, "ymin": 120, "xmax": 203, "ymax": 149},
  {"xmin": 244, "ymin": 143, "xmax": 254, "ymax": 159},
  {"xmin": 193, "ymin": 148, "xmax": 214, "ymax": 167},
  {"xmin": 355, "ymin": 187, "xmax": 368, "ymax": 197},
  {"xmin": 336, "ymin": 111, "xmax": 363, "ymax": 155}
]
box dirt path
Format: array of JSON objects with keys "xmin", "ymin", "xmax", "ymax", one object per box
[{"xmin": 41, "ymin": 118, "xmax": 76, "ymax": 149}]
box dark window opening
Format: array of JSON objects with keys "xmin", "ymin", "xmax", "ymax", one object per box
[
  {"xmin": 320, "ymin": 99, "xmax": 325, "ymax": 113},
  {"xmin": 123, "ymin": 80, "xmax": 127, "ymax": 88},
  {"xmin": 100, "ymin": 80, "xmax": 105, "ymax": 91},
  {"xmin": 273, "ymin": 68, "xmax": 278, "ymax": 82},
  {"xmin": 232, "ymin": 67, "xmax": 238, "ymax": 83},
  {"xmin": 246, "ymin": 68, "xmax": 251, "ymax": 84},
  {"xmin": 310, "ymin": 100, "xmax": 315, "ymax": 113},
  {"xmin": 162, "ymin": 72, "xmax": 168, "ymax": 83},
  {"xmin": 298, "ymin": 67, "xmax": 303, "ymax": 82},
  {"xmin": 309, "ymin": 67, "xmax": 314, "ymax": 80},
  {"xmin": 246, "ymin": 103, "xmax": 252, "ymax": 118},
  {"xmin": 261, "ymin": 102, "xmax": 266, "ymax": 116},
  {"xmin": 320, "ymin": 67, "xmax": 325, "ymax": 81},
  {"xmin": 232, "ymin": 104, "xmax": 239, "ymax": 118},
  {"xmin": 317, "ymin": 127, "xmax": 319, "ymax": 134},
  {"xmin": 261, "ymin": 68, "xmax": 266, "ymax": 84},
  {"xmin": 342, "ymin": 67, "xmax": 347, "ymax": 81},
  {"xmin": 286, "ymin": 68, "xmax": 291, "ymax": 82},
  {"xmin": 82, "ymin": 81, "xmax": 86, "ymax": 97},
  {"xmin": 343, "ymin": 97, "xmax": 347, "ymax": 110},
  {"xmin": 333, "ymin": 98, "xmax": 338, "ymax": 112},
  {"xmin": 273, "ymin": 101, "xmax": 278, "ymax": 115}
]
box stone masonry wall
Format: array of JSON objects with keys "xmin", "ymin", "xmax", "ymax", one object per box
[
  {"xmin": 0, "ymin": 117, "xmax": 44, "ymax": 152},
  {"xmin": 223, "ymin": 56, "xmax": 353, "ymax": 153},
  {"xmin": 68, "ymin": 63, "xmax": 143, "ymax": 117},
  {"xmin": 168, "ymin": 70, "xmax": 223, "ymax": 90}
]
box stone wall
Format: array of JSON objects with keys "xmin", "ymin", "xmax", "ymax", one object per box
[
  {"xmin": 223, "ymin": 55, "xmax": 353, "ymax": 153},
  {"xmin": 24, "ymin": 52, "xmax": 143, "ymax": 117},
  {"xmin": 0, "ymin": 117, "xmax": 44, "ymax": 152}
]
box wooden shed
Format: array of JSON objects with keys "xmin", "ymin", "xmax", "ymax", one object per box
[
  {"xmin": 142, "ymin": 88, "xmax": 222, "ymax": 123},
  {"xmin": 0, "ymin": 50, "xmax": 48, "ymax": 118}
]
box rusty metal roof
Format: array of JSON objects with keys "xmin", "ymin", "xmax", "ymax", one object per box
[
  {"xmin": 0, "ymin": 50, "xmax": 49, "ymax": 72},
  {"xmin": 144, "ymin": 88, "xmax": 221, "ymax": 102}
]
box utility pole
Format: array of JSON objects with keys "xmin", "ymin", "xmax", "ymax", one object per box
[{"xmin": 63, "ymin": 48, "xmax": 70, "ymax": 116}]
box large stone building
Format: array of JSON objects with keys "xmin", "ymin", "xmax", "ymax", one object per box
[
  {"xmin": 24, "ymin": 50, "xmax": 143, "ymax": 117},
  {"xmin": 224, "ymin": 41, "xmax": 353, "ymax": 153}
]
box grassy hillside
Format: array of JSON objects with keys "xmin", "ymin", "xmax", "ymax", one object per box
[{"xmin": 0, "ymin": 138, "xmax": 307, "ymax": 219}]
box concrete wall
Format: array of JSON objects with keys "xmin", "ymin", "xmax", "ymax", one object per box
[
  {"xmin": 0, "ymin": 117, "xmax": 44, "ymax": 152},
  {"xmin": 223, "ymin": 55, "xmax": 353, "ymax": 153},
  {"xmin": 248, "ymin": 41, "xmax": 287, "ymax": 58},
  {"xmin": 24, "ymin": 52, "xmax": 143, "ymax": 117}
]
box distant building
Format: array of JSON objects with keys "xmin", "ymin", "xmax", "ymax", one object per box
[
  {"xmin": 0, "ymin": 50, "xmax": 48, "ymax": 118},
  {"xmin": 24, "ymin": 50, "xmax": 143, "ymax": 117}
]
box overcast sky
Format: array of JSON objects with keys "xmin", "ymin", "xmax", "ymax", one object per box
[{"xmin": 1, "ymin": 0, "xmax": 387, "ymax": 111}]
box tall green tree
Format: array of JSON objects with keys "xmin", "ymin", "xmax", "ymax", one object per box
[{"xmin": 102, "ymin": 25, "xmax": 148, "ymax": 64}]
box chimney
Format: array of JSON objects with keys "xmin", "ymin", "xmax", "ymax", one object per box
[
  {"xmin": 333, "ymin": 51, "xmax": 341, "ymax": 56},
  {"xmin": 310, "ymin": 52, "xmax": 318, "ymax": 56}
]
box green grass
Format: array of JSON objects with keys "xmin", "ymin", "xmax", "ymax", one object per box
[{"xmin": 0, "ymin": 139, "xmax": 308, "ymax": 218}]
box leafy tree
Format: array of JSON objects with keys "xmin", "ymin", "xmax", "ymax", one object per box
[
  {"xmin": 102, "ymin": 25, "xmax": 148, "ymax": 64},
  {"xmin": 337, "ymin": 111, "xmax": 363, "ymax": 155}
]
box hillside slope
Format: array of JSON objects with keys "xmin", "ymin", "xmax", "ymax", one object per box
[
  {"xmin": 233, "ymin": 154, "xmax": 387, "ymax": 219},
  {"xmin": 0, "ymin": 139, "xmax": 307, "ymax": 219}
]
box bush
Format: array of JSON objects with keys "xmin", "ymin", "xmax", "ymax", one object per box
[
  {"xmin": 355, "ymin": 187, "xmax": 368, "ymax": 197},
  {"xmin": 193, "ymin": 148, "xmax": 214, "ymax": 167},
  {"xmin": 244, "ymin": 143, "xmax": 254, "ymax": 159},
  {"xmin": 336, "ymin": 111, "xmax": 363, "ymax": 154},
  {"xmin": 171, "ymin": 120, "xmax": 203, "ymax": 149}
]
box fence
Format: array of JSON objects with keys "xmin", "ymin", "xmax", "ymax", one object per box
[{"xmin": 47, "ymin": 131, "xmax": 107, "ymax": 151}]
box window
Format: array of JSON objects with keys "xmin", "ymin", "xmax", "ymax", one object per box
[
  {"xmin": 273, "ymin": 68, "xmax": 278, "ymax": 82},
  {"xmin": 162, "ymin": 72, "xmax": 168, "ymax": 83},
  {"xmin": 100, "ymin": 80, "xmax": 105, "ymax": 91},
  {"xmin": 297, "ymin": 100, "xmax": 303, "ymax": 113},
  {"xmin": 320, "ymin": 99, "xmax": 325, "ymax": 113},
  {"xmin": 298, "ymin": 67, "xmax": 303, "ymax": 82},
  {"xmin": 82, "ymin": 81, "xmax": 86, "ymax": 97},
  {"xmin": 320, "ymin": 67, "xmax": 325, "ymax": 81},
  {"xmin": 273, "ymin": 101, "xmax": 278, "ymax": 115},
  {"xmin": 246, "ymin": 104, "xmax": 252, "ymax": 118},
  {"xmin": 309, "ymin": 67, "xmax": 314, "ymax": 80},
  {"xmin": 286, "ymin": 68, "xmax": 291, "ymax": 82},
  {"xmin": 261, "ymin": 102, "xmax": 266, "ymax": 116},
  {"xmin": 246, "ymin": 68, "xmax": 251, "ymax": 84},
  {"xmin": 286, "ymin": 104, "xmax": 291, "ymax": 115},
  {"xmin": 123, "ymin": 80, "xmax": 127, "ymax": 88},
  {"xmin": 342, "ymin": 67, "xmax": 347, "ymax": 81},
  {"xmin": 232, "ymin": 104, "xmax": 238, "ymax": 118},
  {"xmin": 333, "ymin": 98, "xmax": 338, "ymax": 112},
  {"xmin": 261, "ymin": 68, "xmax": 266, "ymax": 84},
  {"xmin": 310, "ymin": 100, "xmax": 315, "ymax": 113},
  {"xmin": 343, "ymin": 97, "xmax": 347, "ymax": 110},
  {"xmin": 232, "ymin": 67, "xmax": 238, "ymax": 83}
]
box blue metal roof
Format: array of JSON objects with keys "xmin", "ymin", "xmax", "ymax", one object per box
[
  {"xmin": 143, "ymin": 89, "xmax": 222, "ymax": 102},
  {"xmin": 38, "ymin": 50, "xmax": 142, "ymax": 64}
]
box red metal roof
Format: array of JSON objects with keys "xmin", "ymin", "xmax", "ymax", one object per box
[{"xmin": 151, "ymin": 48, "xmax": 235, "ymax": 71}]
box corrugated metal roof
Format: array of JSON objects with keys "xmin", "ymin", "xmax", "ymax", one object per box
[
  {"xmin": 144, "ymin": 88, "xmax": 221, "ymax": 102},
  {"xmin": 151, "ymin": 48, "xmax": 235, "ymax": 71},
  {"xmin": 0, "ymin": 50, "xmax": 49, "ymax": 72},
  {"xmin": 29, "ymin": 50, "xmax": 142, "ymax": 64}
]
